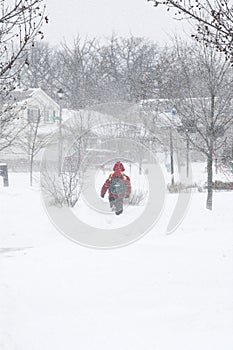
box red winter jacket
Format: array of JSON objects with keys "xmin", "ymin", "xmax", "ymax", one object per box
[{"xmin": 101, "ymin": 162, "xmax": 131, "ymax": 198}]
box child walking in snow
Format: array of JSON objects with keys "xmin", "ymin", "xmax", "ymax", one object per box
[{"xmin": 100, "ymin": 161, "xmax": 131, "ymax": 215}]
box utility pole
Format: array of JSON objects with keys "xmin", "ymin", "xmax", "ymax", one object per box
[
  {"xmin": 186, "ymin": 132, "xmax": 190, "ymax": 178},
  {"xmin": 170, "ymin": 108, "xmax": 177, "ymax": 186},
  {"xmin": 57, "ymin": 88, "xmax": 64, "ymax": 176},
  {"xmin": 170, "ymin": 126, "xmax": 174, "ymax": 186}
]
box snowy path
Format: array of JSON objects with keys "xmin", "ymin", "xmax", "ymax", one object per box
[{"xmin": 0, "ymin": 173, "xmax": 233, "ymax": 350}]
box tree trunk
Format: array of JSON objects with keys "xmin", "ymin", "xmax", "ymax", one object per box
[
  {"xmin": 206, "ymin": 154, "xmax": 213, "ymax": 210},
  {"xmin": 206, "ymin": 94, "xmax": 215, "ymax": 210}
]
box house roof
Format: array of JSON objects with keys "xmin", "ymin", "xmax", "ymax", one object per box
[{"xmin": 10, "ymin": 88, "xmax": 59, "ymax": 108}]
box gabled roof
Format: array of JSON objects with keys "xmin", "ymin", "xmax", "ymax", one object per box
[{"xmin": 10, "ymin": 88, "xmax": 59, "ymax": 108}]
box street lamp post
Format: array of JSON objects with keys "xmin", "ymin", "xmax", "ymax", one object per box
[{"xmin": 57, "ymin": 88, "xmax": 64, "ymax": 175}]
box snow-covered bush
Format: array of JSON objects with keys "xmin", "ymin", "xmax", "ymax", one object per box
[
  {"xmin": 40, "ymin": 169, "xmax": 66, "ymax": 207},
  {"xmin": 129, "ymin": 190, "xmax": 148, "ymax": 206},
  {"xmin": 40, "ymin": 161, "xmax": 83, "ymax": 208}
]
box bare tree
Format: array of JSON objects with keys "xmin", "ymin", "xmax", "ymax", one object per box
[
  {"xmin": 139, "ymin": 38, "xmax": 233, "ymax": 207},
  {"xmin": 0, "ymin": 0, "xmax": 47, "ymax": 152},
  {"xmin": 41, "ymin": 110, "xmax": 96, "ymax": 207},
  {"xmin": 20, "ymin": 41, "xmax": 53, "ymax": 90},
  {"xmin": 148, "ymin": 0, "xmax": 233, "ymax": 63},
  {"xmin": 0, "ymin": 96, "xmax": 27, "ymax": 152},
  {"xmin": 118, "ymin": 36, "xmax": 159, "ymax": 101},
  {"xmin": 98, "ymin": 35, "xmax": 159, "ymax": 102},
  {"xmin": 41, "ymin": 34, "xmax": 161, "ymax": 109},
  {"xmin": 17, "ymin": 110, "xmax": 50, "ymax": 186},
  {"xmin": 166, "ymin": 41, "xmax": 233, "ymax": 209},
  {"xmin": 53, "ymin": 37, "xmax": 101, "ymax": 109}
]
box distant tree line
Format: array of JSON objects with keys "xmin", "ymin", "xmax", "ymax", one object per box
[{"xmin": 19, "ymin": 35, "xmax": 164, "ymax": 108}]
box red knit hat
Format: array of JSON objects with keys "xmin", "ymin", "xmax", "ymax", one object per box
[{"xmin": 113, "ymin": 161, "xmax": 125, "ymax": 172}]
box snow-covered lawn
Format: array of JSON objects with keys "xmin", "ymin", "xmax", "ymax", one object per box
[{"xmin": 0, "ymin": 171, "xmax": 233, "ymax": 350}]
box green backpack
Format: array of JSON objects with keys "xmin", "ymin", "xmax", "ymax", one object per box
[{"xmin": 109, "ymin": 175, "xmax": 127, "ymax": 195}]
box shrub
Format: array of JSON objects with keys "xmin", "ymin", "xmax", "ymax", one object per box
[{"xmin": 129, "ymin": 189, "xmax": 148, "ymax": 206}]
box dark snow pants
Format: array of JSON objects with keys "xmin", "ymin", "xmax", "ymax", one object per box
[{"xmin": 109, "ymin": 196, "xmax": 123, "ymax": 215}]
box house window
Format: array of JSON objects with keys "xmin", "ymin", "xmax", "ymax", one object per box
[
  {"xmin": 44, "ymin": 110, "xmax": 51, "ymax": 123},
  {"xmin": 52, "ymin": 110, "xmax": 59, "ymax": 122},
  {"xmin": 44, "ymin": 110, "xmax": 56, "ymax": 123},
  {"xmin": 27, "ymin": 108, "xmax": 40, "ymax": 123}
]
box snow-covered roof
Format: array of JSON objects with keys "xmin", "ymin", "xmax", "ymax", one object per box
[{"xmin": 10, "ymin": 88, "xmax": 59, "ymax": 108}]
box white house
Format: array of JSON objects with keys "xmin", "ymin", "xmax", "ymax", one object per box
[
  {"xmin": 12, "ymin": 87, "xmax": 60, "ymax": 125},
  {"xmin": 0, "ymin": 88, "xmax": 61, "ymax": 168}
]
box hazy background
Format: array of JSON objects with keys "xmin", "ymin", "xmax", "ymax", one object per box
[{"xmin": 44, "ymin": 0, "xmax": 191, "ymax": 45}]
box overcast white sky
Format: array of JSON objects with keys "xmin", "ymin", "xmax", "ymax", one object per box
[{"xmin": 44, "ymin": 0, "xmax": 191, "ymax": 46}]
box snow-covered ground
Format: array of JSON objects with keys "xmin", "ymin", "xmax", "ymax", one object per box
[{"xmin": 0, "ymin": 165, "xmax": 233, "ymax": 350}]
